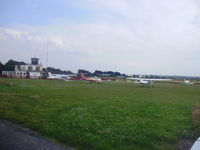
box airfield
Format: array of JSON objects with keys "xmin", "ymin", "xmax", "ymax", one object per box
[{"xmin": 0, "ymin": 78, "xmax": 200, "ymax": 150}]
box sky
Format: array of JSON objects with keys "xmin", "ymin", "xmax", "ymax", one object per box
[{"xmin": 0, "ymin": 0, "xmax": 200, "ymax": 76}]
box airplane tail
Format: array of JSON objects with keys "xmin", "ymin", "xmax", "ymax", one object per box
[
  {"xmin": 78, "ymin": 73, "xmax": 86, "ymax": 80},
  {"xmin": 48, "ymin": 72, "xmax": 53, "ymax": 78}
]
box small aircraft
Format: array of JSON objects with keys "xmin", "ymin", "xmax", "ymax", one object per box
[
  {"xmin": 139, "ymin": 79, "xmax": 154, "ymax": 87},
  {"xmin": 85, "ymin": 77, "xmax": 102, "ymax": 83},
  {"xmin": 78, "ymin": 73, "xmax": 102, "ymax": 83},
  {"xmin": 127, "ymin": 76, "xmax": 171, "ymax": 87},
  {"xmin": 183, "ymin": 79, "xmax": 194, "ymax": 85},
  {"xmin": 47, "ymin": 72, "xmax": 71, "ymax": 81}
]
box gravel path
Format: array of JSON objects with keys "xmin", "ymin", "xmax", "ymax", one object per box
[{"xmin": 0, "ymin": 120, "xmax": 72, "ymax": 150}]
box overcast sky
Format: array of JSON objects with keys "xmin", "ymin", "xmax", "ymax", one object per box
[{"xmin": 0, "ymin": 0, "xmax": 200, "ymax": 76}]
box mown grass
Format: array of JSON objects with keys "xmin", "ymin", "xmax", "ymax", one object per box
[{"xmin": 0, "ymin": 78, "xmax": 200, "ymax": 150}]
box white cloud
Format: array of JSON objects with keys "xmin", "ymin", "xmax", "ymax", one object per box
[
  {"xmin": 4, "ymin": 29, "xmax": 24, "ymax": 38},
  {"xmin": 49, "ymin": 37, "xmax": 64, "ymax": 48}
]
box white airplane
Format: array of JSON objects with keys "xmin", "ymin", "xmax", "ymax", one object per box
[
  {"xmin": 183, "ymin": 79, "xmax": 194, "ymax": 85},
  {"xmin": 47, "ymin": 72, "xmax": 71, "ymax": 81},
  {"xmin": 127, "ymin": 76, "xmax": 171, "ymax": 87},
  {"xmin": 139, "ymin": 79, "xmax": 154, "ymax": 87}
]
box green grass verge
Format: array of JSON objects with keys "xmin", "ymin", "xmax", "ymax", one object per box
[{"xmin": 0, "ymin": 78, "xmax": 200, "ymax": 150}]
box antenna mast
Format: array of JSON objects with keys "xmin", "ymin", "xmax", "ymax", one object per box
[{"xmin": 46, "ymin": 41, "xmax": 49, "ymax": 68}]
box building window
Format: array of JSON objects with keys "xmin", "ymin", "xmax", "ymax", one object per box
[
  {"xmin": 36, "ymin": 67, "xmax": 41, "ymax": 72},
  {"xmin": 28, "ymin": 66, "xmax": 32, "ymax": 71},
  {"xmin": 23, "ymin": 73, "xmax": 26, "ymax": 75}
]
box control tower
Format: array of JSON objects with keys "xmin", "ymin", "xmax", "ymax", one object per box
[{"xmin": 31, "ymin": 58, "xmax": 39, "ymax": 65}]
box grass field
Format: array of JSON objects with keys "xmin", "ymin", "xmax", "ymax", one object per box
[{"xmin": 0, "ymin": 78, "xmax": 200, "ymax": 150}]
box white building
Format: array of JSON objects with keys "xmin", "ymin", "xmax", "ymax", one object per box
[{"xmin": 2, "ymin": 58, "xmax": 43, "ymax": 79}]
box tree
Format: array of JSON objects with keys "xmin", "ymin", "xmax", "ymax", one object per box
[
  {"xmin": 4, "ymin": 59, "xmax": 26, "ymax": 71},
  {"xmin": 46, "ymin": 67, "xmax": 73, "ymax": 74},
  {"xmin": 78, "ymin": 69, "xmax": 90, "ymax": 74},
  {"xmin": 114, "ymin": 72, "xmax": 121, "ymax": 76},
  {"xmin": 78, "ymin": 69, "xmax": 92, "ymax": 76},
  {"xmin": 93, "ymin": 70, "xmax": 103, "ymax": 76},
  {"xmin": 0, "ymin": 62, "xmax": 4, "ymax": 75}
]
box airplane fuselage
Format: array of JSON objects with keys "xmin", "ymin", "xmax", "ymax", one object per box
[{"xmin": 140, "ymin": 79, "xmax": 153, "ymax": 86}]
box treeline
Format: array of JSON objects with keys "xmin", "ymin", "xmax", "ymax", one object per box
[
  {"xmin": 78, "ymin": 69, "xmax": 128, "ymax": 77},
  {"xmin": 46, "ymin": 67, "xmax": 73, "ymax": 74},
  {"xmin": 77, "ymin": 69, "xmax": 200, "ymax": 80}
]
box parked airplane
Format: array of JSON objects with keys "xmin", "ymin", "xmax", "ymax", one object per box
[
  {"xmin": 47, "ymin": 72, "xmax": 71, "ymax": 81},
  {"xmin": 85, "ymin": 77, "xmax": 102, "ymax": 83},
  {"xmin": 183, "ymin": 79, "xmax": 194, "ymax": 85},
  {"xmin": 79, "ymin": 73, "xmax": 102, "ymax": 83},
  {"xmin": 139, "ymin": 79, "xmax": 154, "ymax": 87},
  {"xmin": 127, "ymin": 77, "xmax": 171, "ymax": 87}
]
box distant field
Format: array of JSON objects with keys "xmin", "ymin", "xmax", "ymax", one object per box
[{"xmin": 0, "ymin": 78, "xmax": 200, "ymax": 150}]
